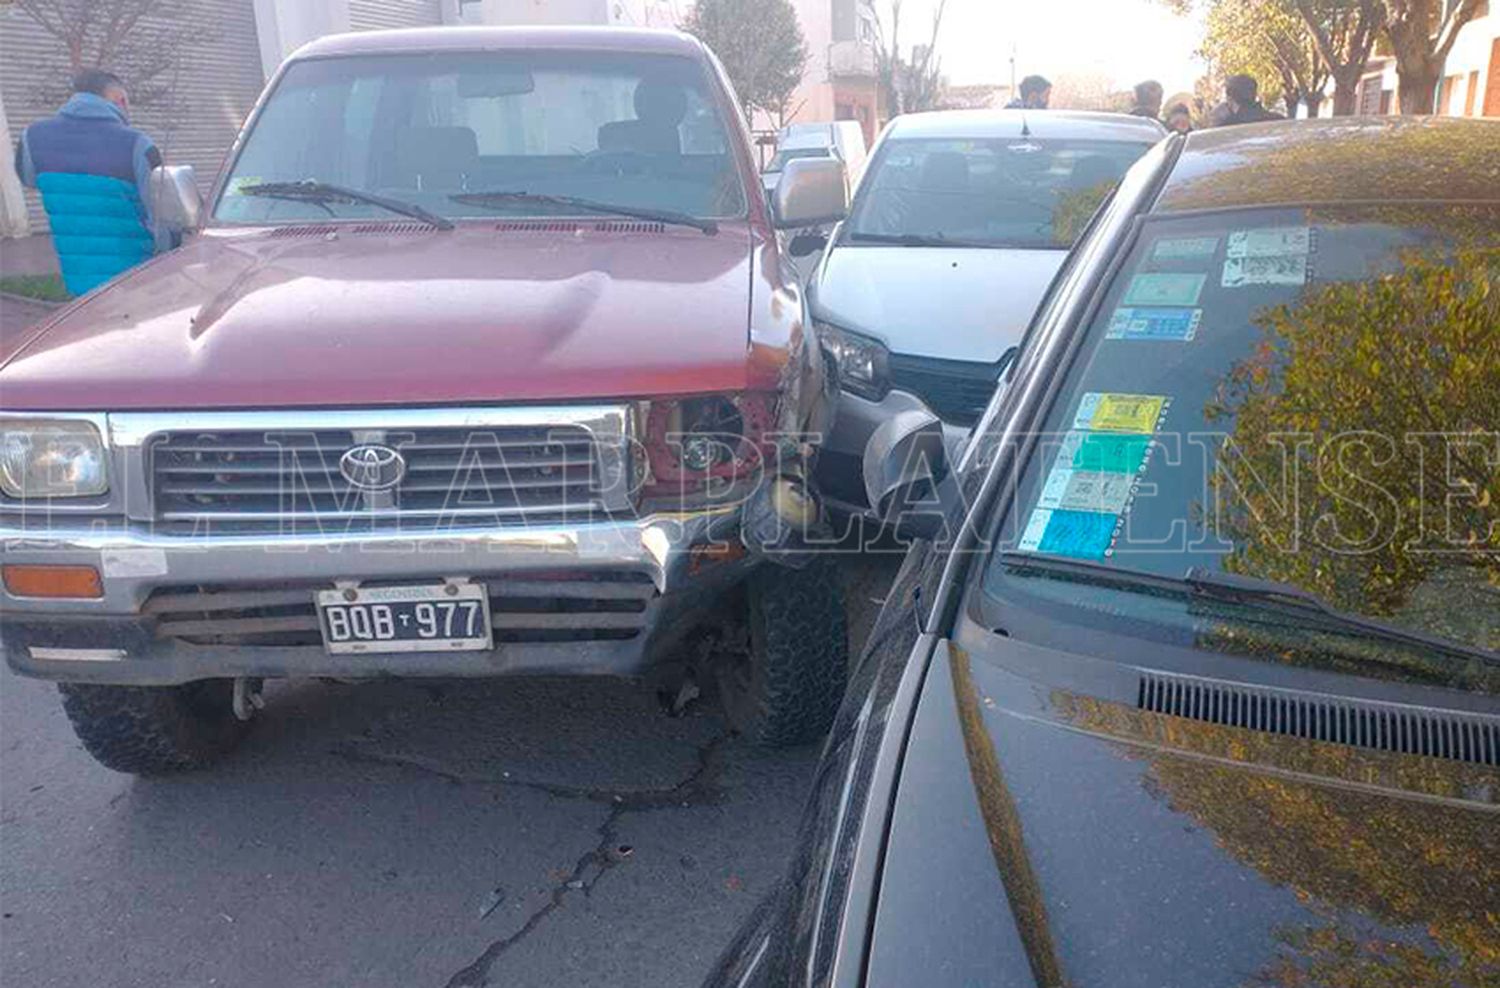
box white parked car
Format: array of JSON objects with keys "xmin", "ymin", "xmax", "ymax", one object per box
[
  {"xmin": 805, "ymin": 109, "xmax": 1165, "ymax": 509},
  {"xmin": 761, "ymin": 120, "xmax": 869, "ymax": 196}
]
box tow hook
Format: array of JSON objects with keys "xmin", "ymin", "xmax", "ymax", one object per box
[{"xmin": 232, "ymin": 677, "xmax": 265, "ymax": 722}]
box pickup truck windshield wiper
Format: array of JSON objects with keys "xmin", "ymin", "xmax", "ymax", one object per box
[
  {"xmin": 237, "ymin": 180, "xmax": 454, "ymax": 230},
  {"xmin": 449, "ymin": 191, "xmax": 717, "ymax": 234},
  {"xmin": 846, "ymin": 231, "xmax": 994, "ymax": 248},
  {"xmin": 997, "ymin": 551, "xmax": 1498, "ymax": 665}
]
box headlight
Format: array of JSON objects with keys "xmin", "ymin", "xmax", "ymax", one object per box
[
  {"xmin": 0, "ymin": 419, "xmax": 109, "ymax": 498},
  {"xmin": 816, "ymin": 321, "xmax": 889, "ymax": 401}
]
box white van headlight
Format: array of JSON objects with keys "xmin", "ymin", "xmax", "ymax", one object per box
[
  {"xmin": 816, "ymin": 321, "xmax": 889, "ymax": 401},
  {"xmin": 0, "ymin": 419, "xmax": 109, "ymax": 498}
]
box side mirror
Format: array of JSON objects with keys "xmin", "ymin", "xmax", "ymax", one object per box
[
  {"xmin": 863, "ymin": 410, "xmax": 955, "ymax": 540},
  {"xmin": 773, "ymin": 157, "xmax": 848, "ymax": 229},
  {"xmin": 148, "ymin": 164, "xmax": 204, "ymax": 232}
]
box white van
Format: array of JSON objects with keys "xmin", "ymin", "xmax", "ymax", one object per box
[{"xmin": 762, "ymin": 120, "xmax": 869, "ymax": 195}]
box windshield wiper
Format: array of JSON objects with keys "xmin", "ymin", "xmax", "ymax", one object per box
[
  {"xmin": 846, "ymin": 231, "xmax": 994, "ymax": 248},
  {"xmin": 997, "ymin": 551, "xmax": 1497, "ymax": 665},
  {"xmin": 237, "ymin": 180, "xmax": 454, "ymax": 230},
  {"xmin": 449, "ymin": 191, "xmax": 717, "ymax": 234}
]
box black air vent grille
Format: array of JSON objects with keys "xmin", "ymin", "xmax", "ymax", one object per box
[
  {"xmin": 1138, "ymin": 672, "xmax": 1499, "ymax": 766},
  {"xmin": 495, "ymin": 220, "xmax": 666, "ymax": 234}
]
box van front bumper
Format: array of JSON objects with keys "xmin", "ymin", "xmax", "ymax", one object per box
[{"xmin": 1, "ymin": 511, "xmax": 750, "ymax": 685}]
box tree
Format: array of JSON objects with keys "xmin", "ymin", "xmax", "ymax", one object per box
[
  {"xmin": 1384, "ymin": 0, "xmax": 1488, "ymax": 114},
  {"xmin": 874, "ymin": 0, "xmax": 949, "ymax": 116},
  {"xmin": 681, "ymin": 0, "xmax": 808, "ymax": 123},
  {"xmin": 1293, "ymin": 0, "xmax": 1386, "ymax": 115},
  {"xmin": 9, "ymin": 0, "xmax": 212, "ymax": 110}
]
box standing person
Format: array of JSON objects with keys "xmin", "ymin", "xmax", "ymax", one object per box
[
  {"xmin": 1217, "ymin": 74, "xmax": 1283, "ymax": 126},
  {"xmin": 1130, "ymin": 80, "xmax": 1165, "ymax": 119},
  {"xmin": 13, "ymin": 69, "xmax": 165, "ymax": 296},
  {"xmin": 1006, "ymin": 75, "xmax": 1052, "ymax": 110},
  {"xmin": 1165, "ymin": 102, "xmax": 1194, "ymax": 134}
]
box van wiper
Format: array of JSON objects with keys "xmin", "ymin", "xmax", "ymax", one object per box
[
  {"xmin": 998, "ymin": 551, "xmax": 1497, "ymax": 664},
  {"xmin": 846, "ymin": 231, "xmax": 992, "ymax": 248},
  {"xmin": 450, "ymin": 191, "xmax": 717, "ymax": 234},
  {"xmin": 237, "ymin": 180, "xmax": 454, "ymax": 230}
]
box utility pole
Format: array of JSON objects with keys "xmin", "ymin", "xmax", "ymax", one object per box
[{"xmin": 1009, "ymin": 43, "xmax": 1017, "ymax": 100}]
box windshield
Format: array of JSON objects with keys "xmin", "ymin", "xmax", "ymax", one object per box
[
  {"xmin": 843, "ymin": 137, "xmax": 1152, "ymax": 250},
  {"xmin": 985, "ymin": 204, "xmax": 1499, "ymax": 659},
  {"xmin": 215, "ymin": 51, "xmax": 746, "ymax": 224},
  {"xmin": 766, "ymin": 146, "xmax": 831, "ymax": 172}
]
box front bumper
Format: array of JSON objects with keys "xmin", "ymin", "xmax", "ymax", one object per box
[{"xmin": 1, "ymin": 510, "xmax": 750, "ymax": 685}]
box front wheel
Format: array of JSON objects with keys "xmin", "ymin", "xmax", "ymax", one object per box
[
  {"xmin": 716, "ymin": 560, "xmax": 848, "ymax": 747},
  {"xmin": 58, "ymin": 680, "xmax": 250, "ymax": 775}
]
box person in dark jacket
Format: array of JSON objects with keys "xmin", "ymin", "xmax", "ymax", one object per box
[
  {"xmin": 1129, "ymin": 80, "xmax": 1164, "ymax": 119},
  {"xmin": 14, "ymin": 69, "xmax": 164, "ymax": 295},
  {"xmin": 1165, "ymin": 102, "xmax": 1194, "ymax": 134},
  {"xmin": 1217, "ymin": 74, "xmax": 1283, "ymax": 126},
  {"xmin": 1005, "ymin": 75, "xmax": 1052, "ymax": 110}
]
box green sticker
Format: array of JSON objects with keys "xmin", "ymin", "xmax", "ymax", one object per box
[
  {"xmin": 1122, "ymin": 272, "xmax": 1205, "ymax": 307},
  {"xmin": 1059, "ymin": 432, "xmax": 1154, "ymax": 474},
  {"xmin": 1152, "ymin": 236, "xmax": 1219, "ymax": 259}
]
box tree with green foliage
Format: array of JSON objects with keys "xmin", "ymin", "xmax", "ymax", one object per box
[{"xmin": 681, "ymin": 0, "xmax": 808, "ymax": 123}]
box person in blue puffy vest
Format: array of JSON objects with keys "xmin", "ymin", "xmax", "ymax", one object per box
[{"xmin": 13, "ymin": 69, "xmax": 165, "ymax": 296}]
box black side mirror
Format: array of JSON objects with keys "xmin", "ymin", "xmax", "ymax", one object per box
[
  {"xmin": 788, "ymin": 232, "xmax": 827, "ymax": 257},
  {"xmin": 862, "ymin": 410, "xmax": 958, "ymax": 541}
]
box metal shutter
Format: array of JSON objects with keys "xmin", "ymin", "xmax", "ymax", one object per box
[
  {"xmin": 1, "ymin": 0, "xmax": 264, "ymax": 236},
  {"xmin": 348, "ymin": 0, "xmax": 445, "ymax": 30}
]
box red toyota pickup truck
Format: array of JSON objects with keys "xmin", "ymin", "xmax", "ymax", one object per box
[{"xmin": 0, "ymin": 27, "xmax": 853, "ymax": 774}]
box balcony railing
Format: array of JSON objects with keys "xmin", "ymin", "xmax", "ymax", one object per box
[{"xmin": 828, "ymin": 40, "xmax": 878, "ymax": 79}]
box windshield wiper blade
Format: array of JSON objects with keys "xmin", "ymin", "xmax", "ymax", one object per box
[
  {"xmin": 846, "ymin": 231, "xmax": 990, "ymax": 248},
  {"xmin": 997, "ymin": 551, "xmax": 1497, "ymax": 664},
  {"xmin": 450, "ymin": 191, "xmax": 717, "ymax": 234},
  {"xmin": 237, "ymin": 180, "xmax": 454, "ymax": 230}
]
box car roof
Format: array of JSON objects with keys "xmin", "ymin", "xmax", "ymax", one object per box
[
  {"xmin": 883, "ymin": 109, "xmax": 1166, "ymax": 143},
  {"xmin": 1155, "ymin": 116, "xmax": 1500, "ymax": 212},
  {"xmin": 292, "ymin": 25, "xmax": 707, "ymax": 61}
]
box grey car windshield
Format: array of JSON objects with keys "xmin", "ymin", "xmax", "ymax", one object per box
[
  {"xmin": 843, "ymin": 137, "xmax": 1152, "ymax": 249},
  {"xmin": 985, "ymin": 203, "xmax": 1499, "ymax": 660},
  {"xmin": 215, "ymin": 51, "xmax": 746, "ymax": 223}
]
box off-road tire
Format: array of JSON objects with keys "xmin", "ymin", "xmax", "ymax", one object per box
[
  {"xmin": 718, "ymin": 560, "xmax": 848, "ymax": 747},
  {"xmin": 57, "ymin": 680, "xmax": 249, "ymax": 775}
]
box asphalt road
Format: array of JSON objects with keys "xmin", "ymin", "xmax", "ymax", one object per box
[{"xmin": 1, "ymin": 553, "xmax": 900, "ymax": 988}]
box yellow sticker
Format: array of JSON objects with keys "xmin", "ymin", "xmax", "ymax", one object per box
[{"xmin": 1073, "ymin": 392, "xmax": 1166, "ymax": 434}]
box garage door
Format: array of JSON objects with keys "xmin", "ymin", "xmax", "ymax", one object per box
[
  {"xmin": 1, "ymin": 0, "xmax": 264, "ymax": 234},
  {"xmin": 348, "ymin": 0, "xmax": 445, "ymax": 30}
]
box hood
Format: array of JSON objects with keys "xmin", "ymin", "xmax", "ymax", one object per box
[
  {"xmin": 58, "ymin": 92, "xmax": 129, "ymax": 124},
  {"xmin": 812, "ymin": 245, "xmax": 1064, "ymax": 362},
  {"xmin": 865, "ymin": 642, "xmax": 1499, "ymax": 988},
  {"xmin": 1, "ymin": 223, "xmax": 760, "ymax": 410}
]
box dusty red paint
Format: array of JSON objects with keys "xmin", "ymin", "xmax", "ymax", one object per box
[{"xmin": 1, "ymin": 27, "xmax": 807, "ymax": 417}]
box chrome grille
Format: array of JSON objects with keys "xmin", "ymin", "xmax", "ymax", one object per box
[{"xmin": 135, "ymin": 408, "xmax": 632, "ymax": 530}]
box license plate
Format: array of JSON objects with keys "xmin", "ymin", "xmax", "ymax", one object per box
[{"xmin": 316, "ymin": 583, "xmax": 492, "ymax": 654}]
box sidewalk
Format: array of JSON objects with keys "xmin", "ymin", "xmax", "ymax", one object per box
[
  {"xmin": 0, "ymin": 234, "xmax": 59, "ymax": 276},
  {"xmin": 0, "ymin": 291, "xmax": 58, "ymax": 343}
]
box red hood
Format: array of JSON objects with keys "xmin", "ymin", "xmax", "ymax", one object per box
[{"xmin": 1, "ymin": 223, "xmax": 761, "ymax": 410}]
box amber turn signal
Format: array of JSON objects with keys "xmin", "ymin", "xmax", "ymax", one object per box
[{"xmin": 2, "ymin": 564, "xmax": 104, "ymax": 599}]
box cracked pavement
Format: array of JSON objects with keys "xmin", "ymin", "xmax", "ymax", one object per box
[{"xmin": 0, "ymin": 553, "xmax": 899, "ymax": 987}]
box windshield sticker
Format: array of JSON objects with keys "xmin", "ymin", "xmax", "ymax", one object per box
[
  {"xmin": 1018, "ymin": 507, "xmax": 1119, "ymax": 559},
  {"xmin": 1152, "ymin": 236, "xmax": 1219, "ymax": 260},
  {"xmin": 1226, "ymin": 226, "xmax": 1312, "ymax": 258},
  {"xmin": 1073, "ymin": 392, "xmax": 1168, "ymax": 434},
  {"xmin": 225, "ymin": 175, "xmax": 262, "ymax": 195},
  {"xmin": 1122, "ymin": 272, "xmax": 1205, "ymax": 307},
  {"xmin": 1061, "ymin": 431, "xmax": 1155, "ymax": 474},
  {"xmin": 1222, "ymin": 253, "xmax": 1309, "ymax": 288},
  {"xmin": 1038, "ymin": 468, "xmax": 1135, "ymax": 514},
  {"xmin": 1106, "ymin": 306, "xmax": 1202, "ymax": 342}
]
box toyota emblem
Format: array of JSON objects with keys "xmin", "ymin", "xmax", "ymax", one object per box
[{"xmin": 339, "ymin": 444, "xmax": 406, "ymax": 491}]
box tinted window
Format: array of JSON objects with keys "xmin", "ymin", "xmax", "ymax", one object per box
[
  {"xmin": 216, "ymin": 51, "xmax": 745, "ymax": 223},
  {"xmin": 844, "ymin": 137, "xmax": 1152, "ymax": 249},
  {"xmin": 986, "ymin": 204, "xmax": 1499, "ymax": 656}
]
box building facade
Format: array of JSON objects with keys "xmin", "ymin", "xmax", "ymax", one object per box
[
  {"xmin": 751, "ymin": 0, "xmax": 881, "ymax": 146},
  {"xmin": 1319, "ymin": 7, "xmax": 1499, "ymax": 118}
]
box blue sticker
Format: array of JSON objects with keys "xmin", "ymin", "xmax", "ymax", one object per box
[
  {"xmin": 1020, "ymin": 508, "xmax": 1118, "ymax": 559},
  {"xmin": 1106, "ymin": 307, "xmax": 1202, "ymax": 342}
]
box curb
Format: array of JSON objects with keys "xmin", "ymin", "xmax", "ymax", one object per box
[{"xmin": 0, "ymin": 290, "xmax": 65, "ymax": 309}]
